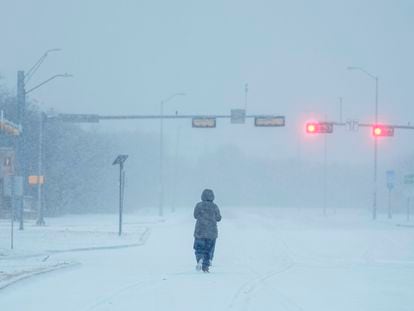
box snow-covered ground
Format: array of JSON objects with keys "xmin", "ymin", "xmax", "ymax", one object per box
[
  {"xmin": 0, "ymin": 214, "xmax": 150, "ymax": 290},
  {"xmin": 0, "ymin": 207, "xmax": 413, "ymax": 311}
]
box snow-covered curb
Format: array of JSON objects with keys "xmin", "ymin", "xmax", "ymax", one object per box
[
  {"xmin": 45, "ymin": 227, "xmax": 151, "ymax": 253},
  {"xmin": 0, "ymin": 261, "xmax": 79, "ymax": 291},
  {"xmin": 0, "ymin": 227, "xmax": 151, "ymax": 290}
]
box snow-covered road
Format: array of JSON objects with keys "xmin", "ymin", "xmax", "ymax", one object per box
[{"xmin": 1, "ymin": 208, "xmax": 413, "ymax": 311}]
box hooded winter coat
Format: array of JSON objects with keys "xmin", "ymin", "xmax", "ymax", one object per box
[{"xmin": 193, "ymin": 189, "xmax": 222, "ymax": 239}]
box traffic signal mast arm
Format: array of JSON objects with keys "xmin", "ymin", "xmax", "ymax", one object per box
[
  {"xmin": 49, "ymin": 113, "xmax": 285, "ymax": 126},
  {"xmin": 306, "ymin": 120, "xmax": 414, "ymax": 136}
]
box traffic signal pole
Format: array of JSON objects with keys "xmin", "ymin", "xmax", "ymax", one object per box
[
  {"xmin": 373, "ymin": 77, "xmax": 379, "ymax": 220},
  {"xmin": 323, "ymin": 130, "xmax": 328, "ymax": 216}
]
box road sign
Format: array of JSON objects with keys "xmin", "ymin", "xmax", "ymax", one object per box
[
  {"xmin": 404, "ymin": 174, "xmax": 414, "ymax": 185},
  {"xmin": 28, "ymin": 175, "xmax": 45, "ymax": 185},
  {"xmin": 192, "ymin": 117, "xmax": 216, "ymax": 128},
  {"xmin": 346, "ymin": 120, "xmax": 359, "ymax": 132},
  {"xmin": 386, "ymin": 170, "xmax": 396, "ymax": 190},
  {"xmin": 254, "ymin": 116, "xmax": 285, "ymax": 127},
  {"xmin": 231, "ymin": 109, "xmax": 246, "ymax": 124},
  {"xmin": 306, "ymin": 122, "xmax": 333, "ymax": 134}
]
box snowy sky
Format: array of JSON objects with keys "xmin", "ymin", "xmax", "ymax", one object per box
[{"xmin": 1, "ymin": 0, "xmax": 413, "ymax": 165}]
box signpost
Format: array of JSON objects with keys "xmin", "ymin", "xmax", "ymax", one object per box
[
  {"xmin": 4, "ymin": 175, "xmax": 23, "ymax": 249},
  {"xmin": 404, "ymin": 173, "xmax": 414, "ymax": 221},
  {"xmin": 113, "ymin": 155, "xmax": 128, "ymax": 236},
  {"xmin": 386, "ymin": 170, "xmax": 396, "ymax": 219}
]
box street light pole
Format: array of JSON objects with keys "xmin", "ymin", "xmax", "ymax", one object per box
[
  {"xmin": 15, "ymin": 49, "xmax": 70, "ymax": 228},
  {"xmin": 159, "ymin": 93, "xmax": 185, "ymax": 217},
  {"xmin": 348, "ymin": 66, "xmax": 379, "ymax": 220},
  {"xmin": 16, "ymin": 71, "xmax": 26, "ymax": 230}
]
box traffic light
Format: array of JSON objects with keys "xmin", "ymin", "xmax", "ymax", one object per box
[
  {"xmin": 372, "ymin": 125, "xmax": 394, "ymax": 137},
  {"xmin": 305, "ymin": 122, "xmax": 333, "ymax": 134}
]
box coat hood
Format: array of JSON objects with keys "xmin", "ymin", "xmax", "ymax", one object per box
[{"xmin": 201, "ymin": 189, "xmax": 215, "ymax": 202}]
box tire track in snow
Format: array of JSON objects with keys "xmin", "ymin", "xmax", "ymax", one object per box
[
  {"xmin": 81, "ymin": 278, "xmax": 162, "ymax": 311},
  {"xmin": 227, "ymin": 259, "xmax": 300, "ymax": 311},
  {"xmin": 226, "ymin": 210, "xmax": 305, "ymax": 311}
]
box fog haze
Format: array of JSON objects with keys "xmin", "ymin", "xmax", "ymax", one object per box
[{"xmin": 1, "ymin": 0, "xmax": 413, "ymax": 209}]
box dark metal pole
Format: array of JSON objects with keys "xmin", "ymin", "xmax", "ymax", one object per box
[
  {"xmin": 118, "ymin": 163, "xmax": 123, "ymax": 236},
  {"xmin": 36, "ymin": 113, "xmax": 45, "ymax": 226},
  {"xmin": 373, "ymin": 77, "xmax": 379, "ymax": 220},
  {"xmin": 17, "ymin": 71, "xmax": 26, "ymax": 230},
  {"xmin": 159, "ymin": 101, "xmax": 164, "ymax": 217},
  {"xmin": 11, "ymin": 176, "xmax": 14, "ymax": 250},
  {"xmin": 387, "ymin": 189, "xmax": 392, "ymax": 219},
  {"xmin": 244, "ymin": 83, "xmax": 248, "ymax": 111},
  {"xmin": 323, "ymin": 132, "xmax": 327, "ymax": 216}
]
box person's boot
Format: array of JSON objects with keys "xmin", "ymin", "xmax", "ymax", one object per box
[
  {"xmin": 196, "ymin": 258, "xmax": 203, "ymax": 271},
  {"xmin": 202, "ymin": 265, "xmax": 209, "ymax": 273}
]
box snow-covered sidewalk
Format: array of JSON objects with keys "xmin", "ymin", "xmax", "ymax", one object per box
[
  {"xmin": 0, "ymin": 252, "xmax": 77, "ymax": 290},
  {"xmin": 0, "ymin": 213, "xmax": 152, "ymax": 290}
]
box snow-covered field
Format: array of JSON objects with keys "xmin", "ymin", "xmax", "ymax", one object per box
[{"xmin": 0, "ymin": 207, "xmax": 413, "ymax": 311}]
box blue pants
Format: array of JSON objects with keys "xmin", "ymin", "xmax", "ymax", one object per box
[{"xmin": 193, "ymin": 238, "xmax": 216, "ymax": 268}]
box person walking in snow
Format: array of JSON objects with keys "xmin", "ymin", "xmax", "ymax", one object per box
[{"xmin": 193, "ymin": 189, "xmax": 222, "ymax": 273}]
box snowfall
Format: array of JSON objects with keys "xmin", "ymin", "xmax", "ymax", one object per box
[{"xmin": 0, "ymin": 207, "xmax": 413, "ymax": 311}]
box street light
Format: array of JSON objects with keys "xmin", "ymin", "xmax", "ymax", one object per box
[
  {"xmin": 159, "ymin": 92, "xmax": 186, "ymax": 217},
  {"xmin": 25, "ymin": 48, "xmax": 62, "ymax": 84},
  {"xmin": 16, "ymin": 49, "xmax": 72, "ymax": 229},
  {"xmin": 348, "ymin": 66, "xmax": 379, "ymax": 220}
]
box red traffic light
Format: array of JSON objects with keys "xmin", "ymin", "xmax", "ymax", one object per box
[
  {"xmin": 372, "ymin": 125, "xmax": 394, "ymax": 137},
  {"xmin": 306, "ymin": 123, "xmax": 317, "ymax": 133},
  {"xmin": 305, "ymin": 122, "xmax": 333, "ymax": 134}
]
